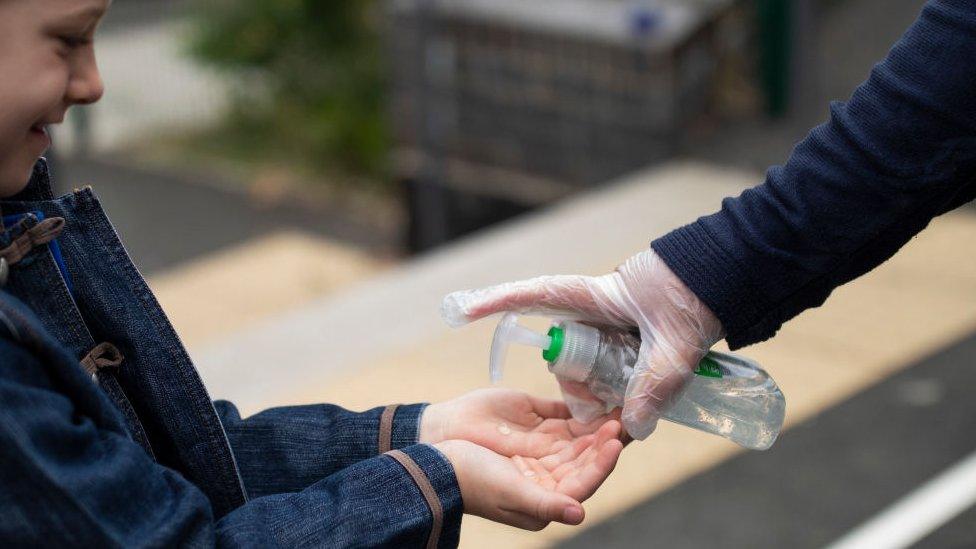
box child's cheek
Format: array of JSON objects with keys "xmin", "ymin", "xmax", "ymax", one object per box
[
  {"xmin": 0, "ymin": 100, "xmax": 30, "ymax": 162},
  {"xmin": 0, "ymin": 52, "xmax": 67, "ymax": 136},
  {"xmin": 33, "ymin": 53, "xmax": 73, "ymax": 113}
]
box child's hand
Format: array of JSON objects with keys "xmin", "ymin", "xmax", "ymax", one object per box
[
  {"xmin": 420, "ymin": 388, "xmax": 622, "ymax": 459},
  {"xmin": 432, "ymin": 419, "xmax": 622, "ymax": 530}
]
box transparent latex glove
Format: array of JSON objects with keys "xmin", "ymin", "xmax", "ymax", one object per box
[
  {"xmin": 555, "ymin": 377, "xmax": 611, "ymax": 424},
  {"xmin": 442, "ymin": 249, "xmax": 725, "ymax": 440}
]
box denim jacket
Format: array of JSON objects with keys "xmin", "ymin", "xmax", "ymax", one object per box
[{"xmin": 0, "ymin": 160, "xmax": 463, "ymax": 547}]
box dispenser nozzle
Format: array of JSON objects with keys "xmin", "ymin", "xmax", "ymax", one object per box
[{"xmin": 489, "ymin": 313, "xmax": 552, "ymax": 383}]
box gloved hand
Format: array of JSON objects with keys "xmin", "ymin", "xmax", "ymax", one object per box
[{"xmin": 442, "ymin": 249, "xmax": 725, "ymax": 440}]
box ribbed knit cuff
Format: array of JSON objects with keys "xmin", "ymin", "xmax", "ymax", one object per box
[{"xmin": 652, "ymin": 222, "xmax": 773, "ymax": 349}]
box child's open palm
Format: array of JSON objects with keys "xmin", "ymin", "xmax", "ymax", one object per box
[
  {"xmin": 422, "ymin": 388, "xmax": 625, "ymax": 529},
  {"xmin": 421, "ymin": 388, "xmax": 620, "ymax": 459},
  {"xmin": 433, "ymin": 418, "xmax": 622, "ymax": 529}
]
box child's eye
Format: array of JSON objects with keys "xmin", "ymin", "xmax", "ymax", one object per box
[{"xmin": 59, "ymin": 35, "xmax": 87, "ymax": 48}]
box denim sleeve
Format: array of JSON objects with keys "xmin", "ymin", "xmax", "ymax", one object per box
[
  {"xmin": 0, "ymin": 340, "xmax": 462, "ymax": 548},
  {"xmin": 214, "ymin": 400, "xmax": 429, "ymax": 498},
  {"xmin": 219, "ymin": 445, "xmax": 463, "ymax": 548},
  {"xmin": 652, "ymin": 0, "xmax": 976, "ymax": 349}
]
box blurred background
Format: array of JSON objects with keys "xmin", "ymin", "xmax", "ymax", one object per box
[{"xmin": 48, "ymin": 0, "xmax": 976, "ymax": 547}]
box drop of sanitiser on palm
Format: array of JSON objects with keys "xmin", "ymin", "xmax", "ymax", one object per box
[{"xmin": 484, "ymin": 313, "xmax": 786, "ymax": 451}]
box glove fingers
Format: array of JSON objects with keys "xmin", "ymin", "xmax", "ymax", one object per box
[
  {"xmin": 441, "ymin": 274, "xmax": 633, "ymax": 327},
  {"xmin": 622, "ymin": 340, "xmax": 701, "ymax": 440},
  {"xmin": 558, "ymin": 378, "xmax": 608, "ymax": 423}
]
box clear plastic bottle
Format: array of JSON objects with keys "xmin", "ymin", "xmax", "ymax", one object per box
[{"xmin": 490, "ymin": 313, "xmax": 786, "ymax": 450}]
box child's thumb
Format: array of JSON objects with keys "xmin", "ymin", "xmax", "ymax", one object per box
[{"xmin": 520, "ymin": 486, "xmax": 584, "ymax": 525}]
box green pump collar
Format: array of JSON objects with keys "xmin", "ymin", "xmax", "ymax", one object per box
[{"xmin": 542, "ymin": 325, "xmax": 565, "ymax": 362}]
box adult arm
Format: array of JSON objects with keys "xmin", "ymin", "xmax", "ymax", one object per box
[
  {"xmin": 439, "ymin": 1, "xmax": 976, "ymax": 439},
  {"xmin": 653, "ymin": 0, "xmax": 976, "ymax": 349}
]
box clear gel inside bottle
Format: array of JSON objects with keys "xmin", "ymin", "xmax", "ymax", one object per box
[{"xmin": 490, "ymin": 313, "xmax": 787, "ymax": 450}]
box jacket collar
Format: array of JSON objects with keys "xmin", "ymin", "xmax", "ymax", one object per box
[{"xmin": 12, "ymin": 158, "xmax": 57, "ymax": 202}]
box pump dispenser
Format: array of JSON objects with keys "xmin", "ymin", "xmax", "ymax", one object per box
[{"xmin": 489, "ymin": 313, "xmax": 786, "ymax": 450}]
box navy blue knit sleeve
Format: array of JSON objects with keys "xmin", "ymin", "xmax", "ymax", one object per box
[{"xmin": 652, "ymin": 0, "xmax": 976, "ymax": 349}]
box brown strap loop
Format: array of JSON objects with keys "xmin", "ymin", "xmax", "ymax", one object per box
[
  {"xmin": 386, "ymin": 450, "xmax": 444, "ymax": 549},
  {"xmin": 0, "ymin": 217, "xmax": 66, "ymax": 266},
  {"xmin": 80, "ymin": 342, "xmax": 124, "ymax": 376},
  {"xmin": 378, "ymin": 404, "xmax": 400, "ymax": 454}
]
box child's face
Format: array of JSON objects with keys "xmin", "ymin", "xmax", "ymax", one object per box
[{"xmin": 0, "ymin": 0, "xmax": 108, "ymax": 197}]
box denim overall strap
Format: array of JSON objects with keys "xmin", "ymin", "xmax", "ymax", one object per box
[{"xmin": 0, "ymin": 161, "xmax": 247, "ymax": 517}]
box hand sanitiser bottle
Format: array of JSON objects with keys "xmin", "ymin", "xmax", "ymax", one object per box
[{"xmin": 490, "ymin": 313, "xmax": 786, "ymax": 450}]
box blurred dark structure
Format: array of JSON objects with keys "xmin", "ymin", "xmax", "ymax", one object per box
[{"xmin": 390, "ymin": 0, "xmax": 761, "ymax": 251}]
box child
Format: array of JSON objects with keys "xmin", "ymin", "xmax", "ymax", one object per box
[{"xmin": 0, "ymin": 1, "xmax": 624, "ymax": 546}]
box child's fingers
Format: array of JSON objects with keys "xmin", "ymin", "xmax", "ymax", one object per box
[
  {"xmin": 511, "ymin": 454, "xmax": 530, "ymax": 474},
  {"xmin": 539, "ymin": 433, "xmax": 594, "ymax": 469},
  {"xmin": 550, "ymin": 422, "xmax": 617, "ymax": 479},
  {"xmin": 594, "ymin": 419, "xmax": 622, "ymax": 444},
  {"xmin": 525, "ymin": 458, "xmax": 557, "ymax": 491},
  {"xmin": 596, "ymin": 438, "xmax": 624, "ymax": 476},
  {"xmin": 512, "ymin": 455, "xmax": 558, "ymax": 491},
  {"xmin": 554, "ymin": 432, "xmax": 624, "ymax": 502},
  {"xmin": 553, "ymin": 420, "xmax": 620, "ymax": 473},
  {"xmin": 500, "ymin": 473, "xmax": 585, "ymax": 527},
  {"xmin": 551, "ymin": 446, "xmax": 595, "ymax": 480},
  {"xmin": 496, "ymin": 460, "xmax": 571, "ymax": 528},
  {"xmin": 578, "ymin": 438, "xmax": 625, "ymax": 500}
]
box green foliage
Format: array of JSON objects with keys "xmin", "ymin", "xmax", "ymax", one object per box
[{"xmin": 189, "ymin": 0, "xmax": 388, "ymax": 178}]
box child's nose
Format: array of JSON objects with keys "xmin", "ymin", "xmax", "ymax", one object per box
[{"xmin": 67, "ymin": 60, "xmax": 105, "ymax": 106}]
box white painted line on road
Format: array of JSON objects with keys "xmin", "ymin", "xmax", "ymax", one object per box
[{"xmin": 826, "ymin": 449, "xmax": 976, "ymax": 549}]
